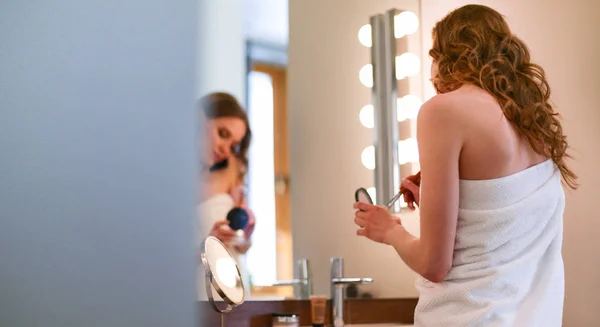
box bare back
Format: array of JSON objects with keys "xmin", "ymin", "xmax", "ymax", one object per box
[
  {"xmin": 414, "ymin": 84, "xmax": 565, "ymax": 327},
  {"xmin": 446, "ymin": 84, "xmax": 547, "ymax": 181}
]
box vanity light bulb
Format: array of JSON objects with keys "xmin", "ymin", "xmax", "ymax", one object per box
[
  {"xmin": 395, "ymin": 53, "xmax": 421, "ymax": 80},
  {"xmin": 396, "ymin": 98, "xmax": 407, "ymax": 122},
  {"xmin": 358, "ymin": 24, "xmax": 372, "ymax": 47},
  {"xmin": 361, "ymin": 145, "xmax": 376, "ymax": 170},
  {"xmin": 398, "ymin": 137, "xmax": 419, "ymax": 165},
  {"xmin": 359, "ymin": 104, "xmax": 374, "ymax": 128},
  {"xmin": 394, "ymin": 11, "xmax": 419, "ymax": 38},
  {"xmin": 397, "ymin": 94, "xmax": 423, "ymax": 122},
  {"xmin": 359, "ymin": 64, "xmax": 374, "ymax": 88}
]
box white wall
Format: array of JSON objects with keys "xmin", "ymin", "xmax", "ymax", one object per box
[
  {"xmin": 0, "ymin": 1, "xmax": 198, "ymax": 326},
  {"xmin": 288, "ymin": 0, "xmax": 422, "ymax": 298},
  {"xmin": 244, "ymin": 0, "xmax": 289, "ymax": 46},
  {"xmin": 420, "ymin": 2, "xmax": 600, "ymax": 325},
  {"xmin": 198, "ymin": 0, "xmax": 246, "ymax": 101}
]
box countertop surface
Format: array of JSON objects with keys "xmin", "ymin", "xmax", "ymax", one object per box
[{"xmin": 301, "ymin": 325, "xmax": 414, "ymax": 327}]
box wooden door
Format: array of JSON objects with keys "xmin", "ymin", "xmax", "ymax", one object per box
[{"xmin": 250, "ymin": 64, "xmax": 294, "ymax": 298}]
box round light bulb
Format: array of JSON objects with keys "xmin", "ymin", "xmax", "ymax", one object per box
[
  {"xmin": 358, "ymin": 24, "xmax": 372, "ymax": 47},
  {"xmin": 359, "ymin": 64, "xmax": 373, "ymax": 88},
  {"xmin": 397, "ymin": 94, "xmax": 423, "ymax": 122},
  {"xmin": 359, "ymin": 104, "xmax": 374, "ymax": 128},
  {"xmin": 361, "ymin": 145, "xmax": 376, "ymax": 170},
  {"xmin": 394, "ymin": 11, "xmax": 419, "ymax": 38},
  {"xmin": 395, "ymin": 53, "xmax": 421, "ymax": 80},
  {"xmin": 396, "ymin": 98, "xmax": 407, "ymax": 122},
  {"xmin": 398, "ymin": 137, "xmax": 419, "ymax": 165}
]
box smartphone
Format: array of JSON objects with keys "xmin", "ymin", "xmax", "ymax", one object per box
[{"xmin": 354, "ymin": 187, "xmax": 374, "ymax": 205}]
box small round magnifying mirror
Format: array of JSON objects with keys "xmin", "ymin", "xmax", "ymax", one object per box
[
  {"xmin": 355, "ymin": 187, "xmax": 374, "ymax": 205},
  {"xmin": 200, "ymin": 236, "xmax": 245, "ymax": 326}
]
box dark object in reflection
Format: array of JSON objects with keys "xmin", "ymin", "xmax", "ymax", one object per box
[
  {"xmin": 209, "ymin": 159, "xmax": 229, "ymax": 172},
  {"xmin": 346, "ymin": 284, "xmax": 358, "ymax": 298},
  {"xmin": 227, "ymin": 207, "xmax": 249, "ymax": 230}
]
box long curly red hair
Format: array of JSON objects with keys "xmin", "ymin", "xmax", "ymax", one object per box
[{"xmin": 429, "ymin": 4, "xmax": 577, "ymax": 189}]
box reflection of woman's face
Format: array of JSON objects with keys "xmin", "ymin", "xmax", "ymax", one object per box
[{"xmin": 205, "ymin": 117, "xmax": 246, "ymax": 166}]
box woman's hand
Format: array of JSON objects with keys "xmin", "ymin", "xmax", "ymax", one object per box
[
  {"xmin": 229, "ymin": 185, "xmax": 247, "ymax": 207},
  {"xmin": 353, "ymin": 202, "xmax": 402, "ymax": 244},
  {"xmin": 243, "ymin": 208, "xmax": 256, "ymax": 238},
  {"xmin": 209, "ymin": 220, "xmax": 236, "ymax": 244},
  {"xmin": 233, "ymin": 208, "xmax": 255, "ymax": 254},
  {"xmin": 401, "ymin": 172, "xmax": 421, "ymax": 210}
]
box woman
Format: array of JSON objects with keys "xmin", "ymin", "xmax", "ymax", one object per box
[
  {"xmin": 354, "ymin": 5, "xmax": 577, "ymax": 327},
  {"xmin": 198, "ymin": 92, "xmax": 255, "ymax": 298}
]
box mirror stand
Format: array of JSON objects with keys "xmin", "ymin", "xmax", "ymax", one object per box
[
  {"xmin": 201, "ymin": 236, "xmax": 246, "ymax": 327},
  {"xmin": 204, "ymin": 273, "xmax": 232, "ymax": 327}
]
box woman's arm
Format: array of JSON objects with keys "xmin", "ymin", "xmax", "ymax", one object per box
[
  {"xmin": 225, "ymin": 157, "xmax": 255, "ymax": 254},
  {"xmin": 354, "ymin": 95, "xmax": 463, "ymax": 282},
  {"xmin": 396, "ymin": 96, "xmax": 463, "ymax": 282}
]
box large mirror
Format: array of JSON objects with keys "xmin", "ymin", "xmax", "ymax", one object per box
[{"xmin": 197, "ymin": 0, "xmax": 424, "ymax": 301}]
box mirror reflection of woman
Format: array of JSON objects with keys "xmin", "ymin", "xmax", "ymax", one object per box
[
  {"xmin": 198, "ymin": 92, "xmax": 255, "ymax": 298},
  {"xmin": 354, "ymin": 5, "xmax": 576, "ymax": 327}
]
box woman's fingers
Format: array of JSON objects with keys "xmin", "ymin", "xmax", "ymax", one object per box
[
  {"xmin": 219, "ymin": 228, "xmax": 236, "ymax": 237},
  {"xmin": 246, "ymin": 212, "xmax": 256, "ymax": 226},
  {"xmin": 213, "ymin": 220, "xmax": 230, "ymax": 229},
  {"xmin": 212, "ymin": 221, "xmax": 236, "ymax": 235},
  {"xmin": 219, "ymin": 235, "xmax": 235, "ymax": 242},
  {"xmin": 354, "ymin": 201, "xmax": 376, "ymax": 212},
  {"xmin": 355, "ymin": 209, "xmax": 369, "ymax": 219},
  {"xmin": 401, "ymin": 179, "xmax": 419, "ymax": 194},
  {"xmin": 354, "ymin": 216, "xmax": 367, "ymax": 228},
  {"xmin": 356, "ymin": 229, "xmax": 368, "ymax": 237},
  {"xmin": 401, "ymin": 178, "xmax": 420, "ymax": 208},
  {"xmin": 403, "ymin": 191, "xmax": 415, "ymax": 208},
  {"xmin": 407, "ymin": 172, "xmax": 421, "ymax": 184},
  {"xmin": 210, "ymin": 230, "xmax": 234, "ymax": 242}
]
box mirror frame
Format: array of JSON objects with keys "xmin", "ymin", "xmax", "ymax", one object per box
[
  {"xmin": 355, "ymin": 187, "xmax": 374, "ymax": 204},
  {"xmin": 200, "ymin": 236, "xmax": 245, "ymax": 313}
]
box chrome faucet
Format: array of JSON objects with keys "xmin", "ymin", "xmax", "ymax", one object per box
[
  {"xmin": 330, "ymin": 257, "xmax": 373, "ymax": 327},
  {"xmin": 272, "ymin": 258, "xmax": 312, "ymax": 299}
]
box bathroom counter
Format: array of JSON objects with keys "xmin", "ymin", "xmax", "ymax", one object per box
[
  {"xmin": 302, "ymin": 325, "xmax": 414, "ymax": 327},
  {"xmin": 200, "ymin": 298, "xmax": 418, "ymax": 327}
]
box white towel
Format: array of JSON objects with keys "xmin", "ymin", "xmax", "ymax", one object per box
[{"xmin": 414, "ymin": 159, "xmax": 565, "ymax": 327}]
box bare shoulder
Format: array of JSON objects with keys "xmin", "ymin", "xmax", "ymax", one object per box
[
  {"xmin": 422, "ymin": 86, "xmax": 481, "ymax": 111},
  {"xmin": 419, "ymin": 86, "xmax": 498, "ymax": 128},
  {"xmin": 418, "ymin": 92, "xmax": 466, "ymax": 132}
]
